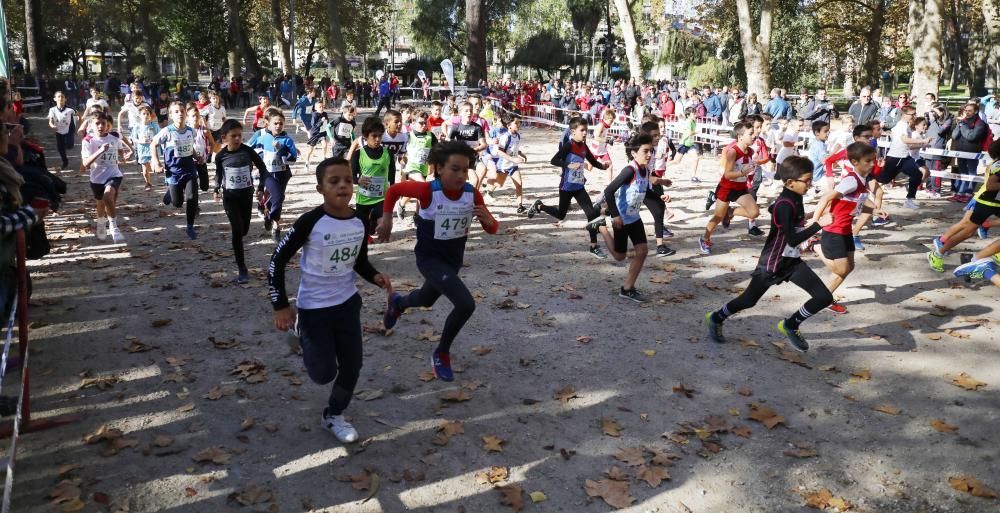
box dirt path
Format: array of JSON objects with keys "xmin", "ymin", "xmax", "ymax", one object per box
[{"xmin": 6, "ymin": 110, "xmax": 999, "ymax": 513}]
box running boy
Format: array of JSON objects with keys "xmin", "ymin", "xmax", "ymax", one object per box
[
  {"xmin": 485, "ymin": 114, "xmax": 528, "ymax": 211},
  {"xmin": 47, "ymin": 91, "xmax": 78, "ymax": 169},
  {"xmin": 248, "ymin": 108, "xmax": 298, "ymax": 242},
  {"xmin": 81, "ymin": 113, "xmax": 133, "ymax": 243},
  {"xmin": 131, "ymin": 105, "xmax": 160, "ymax": 190},
  {"xmin": 397, "ymin": 110, "xmax": 439, "ymax": 218},
  {"xmin": 351, "ymin": 117, "xmax": 396, "ymax": 238},
  {"xmin": 588, "ymin": 134, "xmax": 655, "ymax": 302},
  {"xmin": 447, "ymin": 102, "xmax": 489, "ymax": 188},
  {"xmin": 151, "ymin": 101, "xmax": 202, "ymax": 239},
  {"xmin": 304, "ymin": 99, "xmax": 331, "ymax": 167},
  {"xmin": 700, "ymin": 122, "xmax": 762, "ymax": 254},
  {"xmin": 379, "ymin": 141, "xmax": 499, "ymax": 381},
  {"xmin": 215, "ymin": 119, "xmax": 270, "ymax": 283},
  {"xmin": 812, "ymin": 142, "xmax": 878, "ymax": 314},
  {"xmin": 328, "ymin": 103, "xmax": 356, "ymax": 160},
  {"xmin": 268, "ymin": 156, "xmax": 392, "ymax": 443},
  {"xmin": 705, "ymin": 155, "xmax": 834, "ymax": 351}
]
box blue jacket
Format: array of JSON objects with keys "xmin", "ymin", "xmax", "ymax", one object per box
[
  {"xmin": 764, "ymin": 97, "xmax": 791, "ymax": 119},
  {"xmin": 292, "ymin": 95, "xmax": 313, "ymax": 123},
  {"xmin": 703, "ymin": 93, "xmax": 722, "ymax": 118},
  {"xmin": 378, "ymin": 80, "xmax": 391, "ymax": 98}
]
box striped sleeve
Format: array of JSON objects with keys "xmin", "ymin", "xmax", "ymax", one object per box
[{"xmin": 0, "ymin": 206, "xmax": 38, "ymax": 235}]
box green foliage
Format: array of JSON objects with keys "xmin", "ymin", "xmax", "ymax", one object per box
[
  {"xmin": 566, "ymin": 0, "xmax": 603, "ymax": 40},
  {"xmin": 511, "ymin": 30, "xmax": 572, "ymax": 72},
  {"xmin": 154, "ymin": 0, "xmax": 228, "ymax": 65},
  {"xmin": 768, "ymin": 11, "xmax": 821, "ymax": 89},
  {"xmin": 407, "ymin": 0, "xmax": 528, "ymax": 62},
  {"xmin": 686, "ymin": 57, "xmax": 731, "ymax": 87}
]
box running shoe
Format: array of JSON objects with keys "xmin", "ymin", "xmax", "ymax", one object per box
[
  {"xmin": 977, "ymin": 226, "xmax": 989, "ymax": 240},
  {"xmin": 748, "ymin": 225, "xmax": 765, "ymax": 238},
  {"xmin": 618, "ymin": 287, "xmax": 647, "ymax": 303},
  {"xmin": 662, "ymin": 228, "xmax": 674, "ymax": 238},
  {"xmin": 826, "ymin": 302, "xmax": 848, "ymax": 314},
  {"xmin": 903, "ymin": 198, "xmax": 919, "ymax": 210},
  {"xmin": 853, "ymin": 235, "xmax": 865, "ymax": 251},
  {"xmin": 272, "ymin": 227, "xmax": 282, "ymax": 243},
  {"xmin": 383, "ymin": 292, "xmax": 402, "ymax": 330},
  {"xmin": 109, "ymin": 226, "xmax": 125, "ymax": 243},
  {"xmin": 871, "ymin": 215, "xmax": 891, "ymax": 227},
  {"xmin": 705, "ymin": 191, "xmax": 716, "ymax": 211},
  {"xmin": 655, "ymin": 245, "xmax": 676, "ymax": 257},
  {"xmin": 932, "ymin": 237, "xmax": 950, "ymax": 256},
  {"xmin": 705, "ymin": 311, "xmax": 726, "ymax": 344},
  {"xmin": 431, "ymin": 351, "xmax": 454, "ymax": 382},
  {"xmin": 236, "ymin": 266, "xmax": 250, "ymax": 284},
  {"xmin": 185, "ymin": 225, "xmax": 197, "ymax": 240},
  {"xmin": 777, "ymin": 320, "xmax": 809, "ymax": 352},
  {"xmin": 721, "ymin": 209, "xmax": 734, "ymax": 229},
  {"xmin": 691, "ymin": 176, "xmax": 701, "ymax": 183},
  {"xmin": 585, "ymin": 216, "xmax": 606, "ymax": 234},
  {"xmin": 993, "ymin": 253, "xmax": 1000, "ymax": 266},
  {"xmin": 95, "ymin": 219, "xmax": 107, "ymax": 240},
  {"xmin": 395, "ymin": 202, "xmax": 406, "ymax": 220},
  {"xmin": 954, "ymin": 257, "xmax": 997, "ymax": 281},
  {"xmin": 321, "ymin": 408, "xmax": 359, "ymax": 443},
  {"xmin": 589, "ymin": 246, "xmax": 609, "ymax": 259},
  {"xmin": 698, "ymin": 237, "xmax": 712, "ymax": 255},
  {"xmin": 927, "ymin": 250, "xmax": 944, "ymax": 273},
  {"xmin": 516, "ymin": 204, "xmax": 528, "ymax": 214},
  {"xmin": 162, "ymin": 191, "xmax": 171, "ymax": 205},
  {"xmin": 483, "ymin": 191, "xmax": 495, "ymax": 204},
  {"xmin": 527, "ymin": 199, "xmax": 543, "ymax": 219}
]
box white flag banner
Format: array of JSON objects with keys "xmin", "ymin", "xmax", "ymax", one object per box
[{"xmin": 440, "ymin": 59, "xmax": 455, "ymax": 93}]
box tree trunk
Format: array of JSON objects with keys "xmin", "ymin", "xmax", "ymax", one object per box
[
  {"xmin": 909, "ymin": 0, "xmax": 943, "ymax": 113},
  {"xmin": 228, "ymin": 51, "xmax": 242, "ymax": 77},
  {"xmin": 271, "ymin": 0, "xmax": 293, "ymax": 75},
  {"xmin": 325, "ymin": 0, "xmax": 351, "ymax": 81},
  {"xmin": 186, "ymin": 53, "xmax": 199, "ymax": 82},
  {"xmin": 139, "ymin": 7, "xmax": 159, "ymax": 79},
  {"xmin": 23, "ymin": 0, "xmax": 41, "ymax": 77},
  {"xmin": 611, "ymin": 0, "xmax": 642, "ymax": 80},
  {"xmin": 735, "ymin": 0, "xmax": 772, "ymax": 96},
  {"xmin": 303, "ymin": 35, "xmax": 317, "ymax": 77},
  {"xmin": 465, "ymin": 0, "xmax": 488, "ymax": 84},
  {"xmin": 984, "ymin": 0, "xmax": 1000, "ymax": 90},
  {"xmin": 860, "ymin": 4, "xmax": 884, "ymax": 89},
  {"xmin": 227, "ymin": 0, "xmax": 262, "ymax": 77}
]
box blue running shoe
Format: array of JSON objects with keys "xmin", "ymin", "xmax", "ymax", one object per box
[
  {"xmin": 186, "ymin": 225, "xmax": 197, "ymax": 240},
  {"xmin": 977, "ymin": 226, "xmax": 989, "ymax": 240},
  {"xmin": 384, "ymin": 292, "xmax": 402, "ymax": 330},
  {"xmin": 933, "ymin": 237, "xmax": 949, "ymax": 256},
  {"xmin": 431, "ymin": 351, "xmax": 454, "ymax": 382},
  {"xmin": 705, "ymin": 311, "xmax": 726, "ymax": 344},
  {"xmin": 777, "ymin": 320, "xmax": 809, "ymax": 352},
  {"xmin": 954, "ymin": 257, "xmax": 997, "ymax": 281},
  {"xmin": 698, "ymin": 237, "xmax": 712, "ymax": 255},
  {"xmin": 853, "ymin": 235, "xmax": 865, "ymax": 251},
  {"xmin": 871, "ymin": 215, "xmax": 891, "ymax": 227}
]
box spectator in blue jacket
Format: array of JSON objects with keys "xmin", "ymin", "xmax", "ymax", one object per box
[
  {"xmin": 374, "ymin": 77, "xmax": 392, "ymax": 117},
  {"xmin": 764, "ymin": 88, "xmax": 791, "ymax": 119},
  {"xmin": 702, "ymin": 86, "xmax": 722, "ymax": 121}
]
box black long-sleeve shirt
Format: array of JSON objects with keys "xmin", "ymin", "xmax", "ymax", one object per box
[
  {"xmin": 756, "ymin": 188, "xmax": 822, "ymax": 274},
  {"xmin": 214, "ymin": 144, "xmax": 269, "ymax": 194}
]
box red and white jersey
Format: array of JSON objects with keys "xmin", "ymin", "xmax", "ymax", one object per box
[
  {"xmin": 825, "ymin": 171, "xmax": 869, "ymax": 235},
  {"xmin": 719, "ymin": 142, "xmax": 754, "ymax": 188}
]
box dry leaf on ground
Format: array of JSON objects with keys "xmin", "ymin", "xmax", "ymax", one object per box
[
  {"xmin": 497, "ymin": 484, "xmax": 524, "ymax": 512},
  {"xmin": 477, "ymin": 466, "xmax": 509, "ymax": 484},
  {"xmin": 803, "ymin": 488, "xmax": 851, "ymax": 511},
  {"xmin": 951, "ymin": 373, "xmax": 987, "ymax": 391},
  {"xmin": 850, "ymin": 368, "xmax": 871, "ymax": 381},
  {"xmin": 930, "ymin": 419, "xmax": 958, "ymax": 433},
  {"xmin": 229, "ymin": 484, "xmax": 273, "ymax": 506},
  {"xmin": 192, "ymin": 446, "xmax": 231, "ymax": 464},
  {"xmin": 529, "ymin": 491, "xmax": 547, "ymax": 503},
  {"xmin": 433, "ymin": 420, "xmax": 464, "ymax": 446},
  {"xmin": 471, "ymin": 346, "xmax": 492, "ymax": 356},
  {"xmin": 636, "ymin": 465, "xmax": 670, "ymax": 487},
  {"xmin": 604, "ymin": 466, "xmax": 630, "ymax": 481},
  {"xmin": 948, "ymin": 475, "xmax": 999, "ymax": 499},
  {"xmin": 672, "ymin": 383, "xmax": 696, "ymax": 398},
  {"xmin": 613, "ymin": 447, "xmax": 646, "ymax": 466},
  {"xmin": 553, "ymin": 385, "xmax": 578, "ymax": 404},
  {"xmin": 874, "ymin": 404, "xmax": 901, "ymax": 415},
  {"xmin": 601, "ymin": 417, "xmax": 622, "ymax": 437},
  {"xmin": 584, "ymin": 479, "xmax": 635, "ymax": 509},
  {"xmin": 231, "ymin": 360, "xmax": 268, "ymax": 384},
  {"xmin": 441, "ymin": 390, "xmax": 471, "ymax": 402},
  {"xmin": 747, "ymin": 403, "xmax": 786, "ymax": 429},
  {"xmin": 482, "ymin": 435, "xmax": 505, "ymax": 452}
]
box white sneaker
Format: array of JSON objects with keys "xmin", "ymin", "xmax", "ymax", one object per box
[
  {"xmin": 322, "ymin": 411, "xmax": 358, "ymax": 443},
  {"xmin": 109, "ymin": 226, "xmax": 125, "ymax": 243},
  {"xmin": 903, "ymin": 198, "xmax": 919, "ymax": 210},
  {"xmin": 96, "ymin": 219, "xmax": 107, "ymax": 240}
]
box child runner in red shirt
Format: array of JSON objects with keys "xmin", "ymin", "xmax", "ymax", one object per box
[
  {"xmin": 379, "ymin": 141, "xmax": 500, "ymax": 381},
  {"xmin": 700, "ymin": 122, "xmax": 763, "ymax": 254}
]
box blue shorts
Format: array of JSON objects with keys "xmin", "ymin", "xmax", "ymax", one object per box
[
  {"xmin": 964, "ymin": 198, "xmax": 977, "ymax": 211},
  {"xmin": 498, "ymin": 165, "xmax": 518, "ymax": 176}
]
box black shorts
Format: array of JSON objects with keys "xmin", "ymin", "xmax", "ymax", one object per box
[
  {"xmin": 307, "ymin": 131, "xmax": 325, "ymax": 147},
  {"xmin": 677, "ymin": 144, "xmax": 692, "ymax": 155},
  {"xmin": 90, "ymin": 177, "xmax": 123, "ymax": 199},
  {"xmin": 820, "ymin": 231, "xmax": 855, "ymax": 259},
  {"xmin": 613, "ymin": 219, "xmax": 647, "ymax": 254},
  {"xmin": 970, "ymin": 201, "xmax": 1000, "ymax": 225},
  {"xmin": 714, "ymin": 183, "xmax": 750, "ymax": 203}
]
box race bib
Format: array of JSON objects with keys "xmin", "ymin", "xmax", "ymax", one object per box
[
  {"xmin": 318, "ymin": 232, "xmax": 362, "ymax": 276},
  {"xmin": 625, "ymin": 185, "xmax": 644, "ymax": 217},
  {"xmin": 99, "ymin": 147, "xmax": 118, "ymax": 163},
  {"xmin": 850, "ymin": 192, "xmax": 869, "ymax": 217},
  {"xmin": 358, "ymin": 176, "xmax": 385, "ymax": 198},
  {"xmin": 263, "ymin": 150, "xmax": 285, "ymax": 172},
  {"xmin": 56, "ymin": 114, "xmax": 71, "ymax": 131},
  {"xmin": 411, "ymin": 146, "xmax": 430, "ymax": 164},
  {"xmin": 224, "ymin": 166, "xmax": 253, "ymax": 189},
  {"xmin": 567, "ymin": 167, "xmax": 586, "ymax": 184},
  {"xmin": 159, "ymin": 107, "xmax": 168, "ymax": 116},
  {"xmin": 304, "ymin": 105, "xmax": 313, "ymax": 115},
  {"xmin": 173, "ymin": 140, "xmax": 194, "ymax": 157},
  {"xmin": 336, "ymin": 123, "xmax": 353, "ymax": 138},
  {"xmin": 434, "ymin": 203, "xmax": 473, "ymax": 240}
]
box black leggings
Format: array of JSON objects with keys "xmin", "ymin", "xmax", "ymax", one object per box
[
  {"xmin": 723, "ymin": 262, "xmax": 833, "ymax": 330},
  {"xmin": 643, "ymin": 189, "xmax": 666, "ymax": 239},
  {"xmin": 55, "ymin": 132, "xmax": 73, "ymax": 167},
  {"xmin": 398, "ymin": 257, "xmax": 475, "ymax": 354},
  {"xmin": 223, "ymin": 189, "xmax": 253, "ymax": 269},
  {"xmin": 878, "ymin": 156, "xmax": 922, "ymax": 199},
  {"xmin": 354, "ymin": 201, "xmax": 383, "ymax": 238},
  {"xmin": 297, "ymin": 293, "xmax": 363, "ymax": 415},
  {"xmin": 169, "ymin": 178, "xmax": 199, "ymax": 227},
  {"xmin": 540, "ymin": 188, "xmax": 598, "ymax": 244}
]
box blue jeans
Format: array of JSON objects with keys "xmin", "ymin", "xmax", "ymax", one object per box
[{"xmin": 954, "ymin": 158, "xmax": 979, "ymax": 195}]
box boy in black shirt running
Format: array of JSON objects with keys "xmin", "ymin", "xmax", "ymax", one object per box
[
  {"xmin": 705, "ymin": 156, "xmax": 834, "ymax": 351},
  {"xmin": 214, "ymin": 119, "xmax": 269, "ymax": 283}
]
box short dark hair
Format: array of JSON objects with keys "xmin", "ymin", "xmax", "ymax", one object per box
[
  {"xmin": 568, "ymin": 116, "xmax": 588, "ymax": 130},
  {"xmin": 846, "ymin": 141, "xmax": 876, "ymax": 162},
  {"xmin": 746, "ymin": 114, "xmax": 764, "ymax": 125},
  {"xmin": 779, "ymin": 155, "xmax": 813, "ymax": 181},
  {"xmin": 315, "ymin": 156, "xmax": 350, "ymax": 183},
  {"xmin": 852, "ymin": 124, "xmax": 872, "ymax": 138},
  {"xmin": 428, "ymin": 141, "xmax": 478, "ymax": 169},
  {"xmin": 626, "ymin": 133, "xmax": 654, "ymax": 151},
  {"xmin": 811, "ymin": 120, "xmax": 829, "ymax": 134},
  {"xmin": 361, "ymin": 117, "xmax": 385, "ymax": 137},
  {"xmin": 989, "ymin": 138, "xmax": 1000, "ymax": 160},
  {"xmin": 220, "ymin": 119, "xmax": 243, "ymax": 135},
  {"xmin": 731, "ymin": 121, "xmax": 750, "ymax": 139},
  {"xmin": 639, "ymin": 121, "xmax": 659, "ymax": 135}
]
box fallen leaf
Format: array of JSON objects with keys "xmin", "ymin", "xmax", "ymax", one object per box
[
  {"xmin": 415, "ymin": 329, "xmax": 441, "ymax": 342},
  {"xmin": 672, "ymin": 383, "xmax": 696, "ymax": 398},
  {"xmin": 850, "ymin": 368, "xmax": 871, "ymax": 381},
  {"xmin": 874, "ymin": 404, "xmax": 901, "ymax": 416},
  {"xmin": 203, "ymin": 385, "xmax": 236, "ymax": 400},
  {"xmin": 229, "ymin": 484, "xmax": 273, "ymax": 506},
  {"xmin": 804, "ymin": 488, "xmax": 851, "ymax": 511},
  {"xmin": 601, "ymin": 417, "xmax": 622, "ymax": 437},
  {"xmin": 728, "ymin": 408, "xmax": 741, "ymax": 416},
  {"xmin": 642, "ymin": 349, "xmax": 656, "ymax": 357},
  {"xmin": 927, "ymin": 333, "xmax": 943, "ymax": 341},
  {"xmin": 208, "ymin": 336, "xmax": 240, "ymax": 349},
  {"xmin": 231, "ymin": 360, "xmax": 268, "ymax": 384},
  {"xmin": 240, "ymin": 418, "xmax": 256, "ymax": 431},
  {"xmin": 732, "ymin": 426, "xmax": 752, "ymax": 438},
  {"xmin": 417, "ymin": 370, "xmax": 436, "ymax": 382},
  {"xmin": 529, "ymin": 491, "xmax": 547, "ymax": 503},
  {"xmin": 737, "ymin": 388, "xmax": 753, "ymax": 396},
  {"xmin": 356, "ymin": 389, "xmax": 384, "ymax": 401},
  {"xmin": 497, "ymin": 484, "xmax": 524, "ymax": 512},
  {"xmin": 57, "ymin": 464, "xmax": 81, "ymax": 476},
  {"xmin": 60, "ymin": 497, "xmax": 86, "ymax": 512},
  {"xmin": 482, "ymin": 435, "xmax": 505, "ymax": 452},
  {"xmin": 553, "ymin": 385, "xmax": 578, "ymax": 404},
  {"xmin": 152, "ymin": 435, "xmax": 174, "ymax": 447},
  {"xmin": 441, "ymin": 390, "xmax": 471, "ymax": 402},
  {"xmin": 49, "ymin": 478, "xmax": 82, "ymax": 503},
  {"xmin": 930, "ymin": 419, "xmax": 958, "ymax": 433},
  {"xmin": 951, "ymin": 373, "xmax": 987, "ymax": 391},
  {"xmin": 784, "ymin": 448, "xmax": 819, "ymax": 458},
  {"xmin": 192, "ymin": 446, "xmax": 231, "ymax": 465},
  {"xmin": 125, "ymin": 341, "xmax": 152, "ymax": 353},
  {"xmin": 471, "ymin": 346, "xmax": 492, "ymax": 356},
  {"xmin": 151, "ymin": 319, "xmax": 172, "ymax": 328},
  {"xmin": 636, "ymin": 465, "xmax": 670, "ymax": 487},
  {"xmin": 613, "ymin": 447, "xmax": 646, "ymax": 466},
  {"xmin": 433, "ymin": 420, "xmax": 464, "ymax": 445},
  {"xmin": 584, "ymin": 479, "xmax": 635, "ymax": 509},
  {"xmin": 604, "ymin": 466, "xmax": 630, "ymax": 481},
  {"xmin": 737, "ymin": 338, "xmax": 760, "ymax": 348},
  {"xmin": 477, "ymin": 466, "xmax": 509, "ymax": 484},
  {"xmin": 747, "ymin": 403, "xmax": 786, "ymax": 429},
  {"xmin": 576, "ymin": 335, "xmax": 592, "ymax": 344},
  {"xmin": 948, "ymin": 475, "xmax": 999, "ymax": 499}
]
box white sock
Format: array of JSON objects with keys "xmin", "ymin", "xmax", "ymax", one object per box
[
  {"xmin": 108, "ymin": 217, "xmax": 117, "ymax": 229},
  {"xmin": 748, "ymin": 219, "xmax": 756, "ymax": 228}
]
